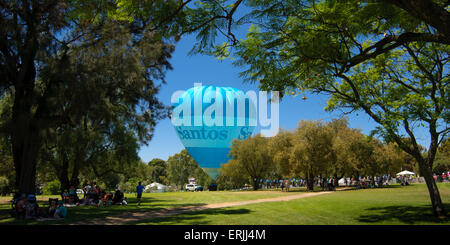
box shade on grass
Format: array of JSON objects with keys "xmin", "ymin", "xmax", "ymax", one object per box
[
  {"xmin": 0, "ymin": 184, "xmax": 449, "ymax": 225},
  {"xmin": 130, "ymin": 184, "xmax": 450, "ymax": 225},
  {"xmin": 0, "ymin": 189, "xmax": 302, "ymax": 225}
]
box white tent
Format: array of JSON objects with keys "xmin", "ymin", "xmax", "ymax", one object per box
[
  {"xmin": 144, "ymin": 182, "xmax": 169, "ymax": 192},
  {"xmin": 338, "ymin": 178, "xmax": 350, "ymax": 186},
  {"xmin": 396, "ymin": 170, "xmax": 415, "ymax": 176}
]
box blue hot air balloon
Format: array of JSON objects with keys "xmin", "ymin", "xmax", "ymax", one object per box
[{"xmin": 171, "ymin": 85, "xmax": 256, "ymax": 179}]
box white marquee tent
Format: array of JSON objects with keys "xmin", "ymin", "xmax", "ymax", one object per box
[
  {"xmin": 144, "ymin": 182, "xmax": 169, "ymax": 192},
  {"xmin": 396, "ymin": 170, "xmax": 415, "ymax": 176}
]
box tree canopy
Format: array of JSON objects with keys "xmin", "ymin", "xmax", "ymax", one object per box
[{"xmin": 197, "ymin": 0, "xmax": 449, "ymax": 218}]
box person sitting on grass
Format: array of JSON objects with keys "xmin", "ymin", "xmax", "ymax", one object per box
[
  {"xmin": 122, "ymin": 197, "xmax": 128, "ymax": 206},
  {"xmin": 48, "ymin": 200, "xmax": 57, "ymax": 217},
  {"xmin": 25, "ymin": 195, "xmax": 39, "ymax": 219},
  {"xmin": 112, "ymin": 188, "xmax": 123, "ymax": 205},
  {"xmin": 15, "ymin": 194, "xmax": 27, "ymax": 219},
  {"xmin": 54, "ymin": 201, "xmax": 67, "ymax": 219},
  {"xmin": 69, "ymin": 186, "xmax": 79, "ymax": 204},
  {"xmin": 62, "ymin": 190, "xmax": 69, "ymax": 204},
  {"xmin": 103, "ymin": 192, "xmax": 112, "ymax": 206},
  {"xmin": 97, "ymin": 197, "xmax": 103, "ymax": 207}
]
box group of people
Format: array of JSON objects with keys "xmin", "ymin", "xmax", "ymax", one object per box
[
  {"xmin": 12, "ymin": 194, "xmax": 66, "ymax": 220},
  {"xmin": 256, "ymin": 175, "xmax": 394, "ymax": 191},
  {"xmin": 62, "ymin": 186, "xmax": 79, "ymax": 204},
  {"xmin": 352, "ymin": 176, "xmax": 391, "ymax": 188},
  {"xmin": 79, "ymin": 182, "xmax": 127, "ymax": 206},
  {"xmin": 433, "ymin": 171, "xmax": 450, "ymax": 182},
  {"xmin": 11, "ymin": 181, "xmax": 147, "ymax": 221}
]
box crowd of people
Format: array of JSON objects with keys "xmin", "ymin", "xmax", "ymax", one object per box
[
  {"xmin": 12, "ymin": 194, "xmax": 66, "ymax": 220},
  {"xmin": 256, "ymin": 175, "xmax": 394, "ymax": 191},
  {"xmin": 11, "ymin": 181, "xmax": 130, "ymax": 220},
  {"xmin": 433, "ymin": 172, "xmax": 450, "ymax": 182},
  {"xmin": 70, "ymin": 182, "xmax": 127, "ymax": 207}
]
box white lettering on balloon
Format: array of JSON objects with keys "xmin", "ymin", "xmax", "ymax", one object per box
[{"xmin": 171, "ymin": 83, "xmax": 280, "ymax": 137}]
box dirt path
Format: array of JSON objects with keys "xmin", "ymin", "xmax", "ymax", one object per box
[{"xmin": 71, "ymin": 191, "xmax": 331, "ymax": 225}]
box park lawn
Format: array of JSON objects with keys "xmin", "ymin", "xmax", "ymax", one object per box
[
  {"xmin": 127, "ymin": 183, "xmax": 450, "ymax": 225},
  {"xmin": 1, "ymin": 184, "xmax": 449, "ymax": 225},
  {"xmin": 0, "ymin": 188, "xmax": 304, "ymax": 225}
]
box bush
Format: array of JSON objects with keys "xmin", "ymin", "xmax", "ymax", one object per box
[
  {"xmin": 43, "ymin": 179, "xmax": 61, "ymax": 195},
  {"xmin": 0, "ymin": 176, "xmax": 11, "ymax": 196}
]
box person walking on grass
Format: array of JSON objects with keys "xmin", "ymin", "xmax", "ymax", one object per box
[{"xmin": 136, "ymin": 182, "xmax": 144, "ymax": 206}]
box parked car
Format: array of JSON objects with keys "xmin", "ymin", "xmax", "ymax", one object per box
[
  {"xmin": 195, "ymin": 185, "xmax": 203, "ymax": 191},
  {"xmin": 185, "ymin": 184, "xmax": 196, "ymax": 191}
]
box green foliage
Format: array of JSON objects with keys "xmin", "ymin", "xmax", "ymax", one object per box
[
  {"xmin": 221, "ymin": 134, "xmax": 274, "ymax": 190},
  {"xmin": 43, "ymin": 180, "xmax": 62, "ymax": 195},
  {"xmin": 148, "ymin": 158, "xmax": 168, "ymax": 184},
  {"xmin": 119, "ymin": 177, "xmax": 141, "ymax": 193},
  {"xmin": 220, "ymin": 118, "xmax": 407, "ymax": 190},
  {"xmin": 1, "ymin": 0, "xmax": 187, "ymax": 194},
  {"xmin": 434, "ymin": 139, "xmax": 450, "ymax": 174},
  {"xmin": 192, "ymin": 0, "xmax": 448, "ymax": 214},
  {"xmin": 0, "ymin": 176, "xmax": 10, "ymax": 195},
  {"xmin": 166, "ymin": 150, "xmax": 212, "ymax": 190},
  {"xmin": 217, "ymin": 159, "xmax": 248, "ymax": 190},
  {"xmin": 101, "ymin": 173, "xmax": 123, "ymax": 191}
]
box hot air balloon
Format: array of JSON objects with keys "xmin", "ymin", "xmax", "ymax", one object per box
[{"xmin": 171, "ymin": 85, "xmax": 256, "ymax": 179}]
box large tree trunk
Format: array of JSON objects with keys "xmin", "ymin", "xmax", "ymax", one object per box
[
  {"xmin": 306, "ymin": 173, "xmax": 315, "ymax": 191},
  {"xmin": 10, "ymin": 15, "xmax": 41, "ymax": 195},
  {"xmin": 11, "ymin": 79, "xmax": 41, "ymax": 195},
  {"xmin": 417, "ymin": 158, "xmax": 446, "ymax": 217},
  {"xmin": 58, "ymin": 157, "xmax": 70, "ymax": 195}
]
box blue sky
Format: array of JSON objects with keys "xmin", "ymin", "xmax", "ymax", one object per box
[{"xmin": 137, "ymin": 32, "xmax": 431, "ymax": 163}]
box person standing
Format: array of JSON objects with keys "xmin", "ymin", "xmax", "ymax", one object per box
[{"xmin": 136, "ymin": 182, "xmax": 144, "ymax": 206}]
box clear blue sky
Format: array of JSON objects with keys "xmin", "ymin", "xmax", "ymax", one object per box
[{"xmin": 137, "ymin": 33, "xmax": 431, "ymax": 163}]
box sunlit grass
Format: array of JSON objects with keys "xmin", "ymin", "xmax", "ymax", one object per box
[{"xmin": 1, "ymin": 184, "xmax": 449, "ymax": 225}]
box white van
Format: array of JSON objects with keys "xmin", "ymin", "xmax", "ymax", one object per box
[{"xmin": 185, "ymin": 184, "xmax": 196, "ymax": 191}]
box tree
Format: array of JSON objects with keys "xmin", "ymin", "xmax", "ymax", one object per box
[
  {"xmin": 373, "ymin": 142, "xmax": 404, "ymax": 176},
  {"xmin": 289, "ymin": 120, "xmax": 335, "ymax": 190},
  {"xmin": 217, "ymin": 159, "xmax": 248, "ymax": 190},
  {"xmin": 268, "ymin": 130, "xmax": 294, "ymax": 178},
  {"xmin": 43, "ymin": 179, "xmax": 61, "ymax": 195},
  {"xmin": 200, "ymin": 0, "xmax": 449, "ymax": 217},
  {"xmin": 166, "ymin": 150, "xmax": 211, "ymax": 190},
  {"xmin": 434, "ymin": 138, "xmax": 450, "ymax": 174},
  {"xmin": 148, "ymin": 158, "xmax": 168, "ymax": 184},
  {"xmin": 228, "ymin": 134, "xmax": 274, "ymax": 190},
  {"xmin": 0, "ymin": 1, "xmax": 184, "ymax": 194}
]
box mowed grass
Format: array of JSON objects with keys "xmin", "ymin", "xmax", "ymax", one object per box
[
  {"xmin": 129, "ymin": 183, "xmax": 450, "ymax": 225},
  {"xmin": 0, "ymin": 189, "xmax": 303, "ymax": 225},
  {"xmin": 1, "ymin": 184, "xmax": 449, "ymax": 225}
]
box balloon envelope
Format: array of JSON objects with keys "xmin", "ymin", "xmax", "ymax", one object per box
[{"xmin": 171, "ymin": 85, "xmax": 256, "ymax": 179}]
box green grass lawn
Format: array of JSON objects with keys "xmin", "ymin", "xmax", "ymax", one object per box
[
  {"xmin": 135, "ymin": 183, "xmax": 450, "ymax": 225},
  {"xmin": 1, "ymin": 183, "xmax": 450, "ymax": 225},
  {"xmin": 0, "ymin": 188, "xmax": 303, "ymax": 225}
]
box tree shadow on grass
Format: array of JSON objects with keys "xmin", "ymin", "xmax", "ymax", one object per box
[
  {"xmin": 124, "ymin": 208, "xmax": 252, "ymax": 225},
  {"xmin": 357, "ymin": 204, "xmax": 450, "ymax": 224},
  {"xmin": 0, "ymin": 198, "xmax": 210, "ymax": 225}
]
